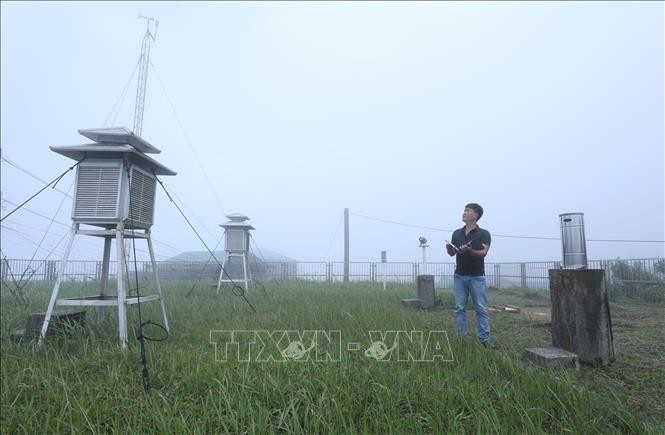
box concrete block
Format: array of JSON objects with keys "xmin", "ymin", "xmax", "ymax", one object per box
[
  {"xmin": 523, "ymin": 346, "xmax": 580, "ymax": 369},
  {"xmin": 417, "ymin": 275, "xmax": 435, "ymax": 309},
  {"xmin": 401, "ymin": 299, "xmax": 421, "ymax": 309},
  {"xmin": 10, "ymin": 310, "xmax": 86, "ymax": 342}
]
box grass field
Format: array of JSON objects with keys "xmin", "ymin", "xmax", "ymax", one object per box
[{"xmin": 1, "ymin": 280, "xmax": 663, "ymax": 433}]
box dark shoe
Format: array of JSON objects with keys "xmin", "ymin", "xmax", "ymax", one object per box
[{"xmin": 481, "ymin": 341, "xmax": 495, "ymax": 349}]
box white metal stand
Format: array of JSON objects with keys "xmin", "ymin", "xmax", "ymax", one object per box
[
  {"xmin": 216, "ymin": 251, "xmax": 251, "ymax": 293},
  {"xmin": 421, "ymin": 245, "xmax": 428, "ymax": 275},
  {"xmin": 38, "ymin": 222, "xmax": 170, "ymax": 348}
]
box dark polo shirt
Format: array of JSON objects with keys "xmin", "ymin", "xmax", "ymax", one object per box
[{"xmin": 451, "ymin": 225, "xmax": 491, "ymax": 276}]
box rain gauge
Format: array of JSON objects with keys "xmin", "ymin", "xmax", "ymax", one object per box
[{"xmin": 559, "ymin": 212, "xmax": 587, "ymax": 268}]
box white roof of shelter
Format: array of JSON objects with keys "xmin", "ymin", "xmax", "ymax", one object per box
[
  {"xmin": 50, "ymin": 127, "xmax": 176, "ymax": 176},
  {"xmin": 78, "ymin": 127, "xmax": 161, "ymax": 154},
  {"xmin": 220, "ymin": 213, "xmax": 254, "ymax": 230},
  {"xmin": 226, "ymin": 213, "xmax": 249, "ymax": 221}
]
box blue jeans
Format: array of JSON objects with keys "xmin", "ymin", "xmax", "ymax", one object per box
[{"xmin": 453, "ymin": 274, "xmax": 491, "ymax": 343}]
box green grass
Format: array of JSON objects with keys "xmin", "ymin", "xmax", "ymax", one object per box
[
  {"xmin": 1, "ymin": 280, "xmax": 661, "ymax": 433},
  {"xmin": 485, "ymin": 287, "xmax": 665, "ymax": 430}
]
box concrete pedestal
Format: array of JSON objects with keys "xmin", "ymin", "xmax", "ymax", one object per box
[
  {"xmin": 549, "ymin": 269, "xmax": 614, "ymax": 366},
  {"xmin": 417, "ymin": 275, "xmax": 435, "ymax": 309}
]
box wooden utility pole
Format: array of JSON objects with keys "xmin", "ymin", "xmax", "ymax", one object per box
[{"xmin": 344, "ymin": 208, "xmax": 349, "ymax": 282}]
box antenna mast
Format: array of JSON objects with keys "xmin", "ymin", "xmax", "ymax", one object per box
[{"xmin": 133, "ymin": 15, "xmax": 158, "ymax": 136}]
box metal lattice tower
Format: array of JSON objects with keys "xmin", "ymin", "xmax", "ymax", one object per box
[{"xmin": 133, "ymin": 15, "xmax": 159, "ymax": 136}]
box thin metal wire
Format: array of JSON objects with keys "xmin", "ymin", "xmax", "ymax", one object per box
[
  {"xmin": 15, "ymin": 180, "xmax": 73, "ymax": 290},
  {"xmin": 323, "ymin": 211, "xmax": 344, "ymax": 261},
  {"xmin": 149, "ymin": 60, "xmax": 227, "ymax": 216},
  {"xmin": 1, "ymin": 156, "xmax": 73, "ymax": 198},
  {"xmin": 156, "ymin": 177, "xmax": 255, "ymax": 312},
  {"xmin": 103, "ymin": 57, "xmax": 141, "ymax": 127},
  {"xmin": 0, "ymin": 161, "xmax": 81, "ymax": 223},
  {"xmin": 350, "ymin": 211, "xmax": 664, "ymax": 243},
  {"xmin": 185, "ymin": 232, "xmax": 224, "ymax": 297}
]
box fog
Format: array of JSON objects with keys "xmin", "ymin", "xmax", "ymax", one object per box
[{"xmin": 1, "ymin": 1, "xmax": 663, "ymax": 263}]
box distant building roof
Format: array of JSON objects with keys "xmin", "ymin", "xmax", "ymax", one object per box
[{"xmin": 166, "ymin": 248, "xmax": 294, "ymax": 263}]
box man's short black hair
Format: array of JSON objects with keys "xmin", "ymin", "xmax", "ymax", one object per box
[{"xmin": 465, "ymin": 203, "xmax": 484, "ymax": 220}]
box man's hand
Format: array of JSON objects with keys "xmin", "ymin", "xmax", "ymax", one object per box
[{"xmin": 463, "ymin": 242, "xmax": 490, "ymax": 258}]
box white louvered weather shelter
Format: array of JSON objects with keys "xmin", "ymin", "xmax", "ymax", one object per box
[
  {"xmin": 40, "ymin": 127, "xmax": 176, "ymax": 347},
  {"xmin": 216, "ymin": 213, "xmax": 254, "ymax": 293}
]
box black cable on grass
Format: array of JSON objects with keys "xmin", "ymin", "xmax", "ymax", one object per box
[
  {"xmin": 156, "ymin": 177, "xmax": 255, "ymax": 312},
  {"xmin": 0, "ymin": 160, "xmax": 82, "ymax": 223},
  {"xmin": 124, "ymin": 165, "xmax": 169, "ymax": 393}
]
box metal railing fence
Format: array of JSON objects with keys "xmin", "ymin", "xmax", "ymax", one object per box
[{"xmin": 2, "ymin": 257, "xmax": 663, "ymax": 291}]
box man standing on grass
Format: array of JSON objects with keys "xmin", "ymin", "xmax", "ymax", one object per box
[{"xmin": 446, "ymin": 203, "xmax": 492, "ymax": 347}]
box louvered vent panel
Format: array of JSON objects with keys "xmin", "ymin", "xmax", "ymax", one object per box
[
  {"xmin": 74, "ymin": 165, "xmax": 121, "ymax": 218},
  {"xmin": 127, "ymin": 167, "xmax": 156, "ymax": 227},
  {"xmin": 226, "ymin": 230, "xmax": 246, "ymax": 251}
]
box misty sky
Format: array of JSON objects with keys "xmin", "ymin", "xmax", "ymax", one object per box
[{"xmin": 1, "ymin": 1, "xmax": 663, "ymax": 264}]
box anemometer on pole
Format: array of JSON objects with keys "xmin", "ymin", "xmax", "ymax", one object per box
[{"xmin": 419, "ymin": 236, "xmax": 429, "ymax": 273}]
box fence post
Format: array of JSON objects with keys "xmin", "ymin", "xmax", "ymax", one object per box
[
  {"xmin": 326, "ymin": 262, "xmax": 332, "ymax": 283},
  {"xmin": 47, "ymin": 260, "xmax": 56, "ymax": 281},
  {"xmin": 604, "ymin": 260, "xmax": 613, "ymax": 286},
  {"xmin": 370, "ymin": 263, "xmax": 375, "ymax": 282},
  {"xmin": 344, "ymin": 208, "xmax": 349, "ymax": 283},
  {"xmin": 494, "ymin": 263, "xmax": 500, "ymax": 289},
  {"xmin": 1, "ymin": 258, "xmax": 7, "ymax": 281},
  {"xmin": 413, "ymin": 263, "xmax": 419, "ymax": 282},
  {"xmin": 520, "ymin": 263, "xmax": 527, "ymax": 289}
]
